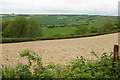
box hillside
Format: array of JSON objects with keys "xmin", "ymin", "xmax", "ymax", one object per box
[{"xmin": 2, "ymin": 14, "xmax": 118, "ymax": 28}]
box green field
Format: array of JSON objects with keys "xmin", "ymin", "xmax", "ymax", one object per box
[{"xmin": 42, "ymin": 27, "xmax": 76, "ymax": 38}]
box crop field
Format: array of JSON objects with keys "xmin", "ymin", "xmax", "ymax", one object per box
[{"xmin": 2, "ymin": 33, "xmax": 118, "ymax": 66}]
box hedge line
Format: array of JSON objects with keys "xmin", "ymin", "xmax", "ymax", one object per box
[{"xmin": 2, "ymin": 31, "xmax": 118, "ymax": 43}]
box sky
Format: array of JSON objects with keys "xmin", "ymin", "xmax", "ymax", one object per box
[{"xmin": 0, "ymin": 0, "xmax": 119, "ymax": 16}]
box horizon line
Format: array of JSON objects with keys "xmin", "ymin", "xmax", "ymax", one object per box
[{"xmin": 0, "ymin": 13, "xmax": 118, "ymax": 16}]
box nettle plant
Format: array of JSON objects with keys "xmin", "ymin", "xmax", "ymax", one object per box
[{"xmin": 1, "ymin": 49, "xmax": 120, "ymax": 79}]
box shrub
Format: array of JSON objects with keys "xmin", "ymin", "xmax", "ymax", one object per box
[{"xmin": 1, "ymin": 49, "xmax": 120, "ymax": 79}]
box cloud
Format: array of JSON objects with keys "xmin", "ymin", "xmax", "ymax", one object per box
[{"xmin": 0, "ymin": 0, "xmax": 119, "ymax": 16}]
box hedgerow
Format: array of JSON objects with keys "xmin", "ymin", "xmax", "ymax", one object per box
[
  {"xmin": 1, "ymin": 49, "xmax": 120, "ymax": 79},
  {"xmin": 2, "ymin": 31, "xmax": 117, "ymax": 43}
]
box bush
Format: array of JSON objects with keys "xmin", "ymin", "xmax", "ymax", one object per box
[{"xmin": 1, "ymin": 49, "xmax": 120, "ymax": 79}]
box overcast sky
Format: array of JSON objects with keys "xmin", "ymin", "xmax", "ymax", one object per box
[{"xmin": 0, "ymin": 0, "xmax": 119, "ymax": 16}]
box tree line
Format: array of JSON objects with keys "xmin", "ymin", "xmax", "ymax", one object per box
[
  {"xmin": 2, "ymin": 17, "xmax": 42, "ymax": 38},
  {"xmin": 74, "ymin": 21, "xmax": 118, "ymax": 35}
]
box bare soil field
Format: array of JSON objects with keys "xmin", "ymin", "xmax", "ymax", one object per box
[{"xmin": 2, "ymin": 33, "xmax": 118, "ymax": 66}]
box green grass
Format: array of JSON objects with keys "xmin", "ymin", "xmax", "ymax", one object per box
[{"xmin": 42, "ymin": 27, "xmax": 76, "ymax": 38}]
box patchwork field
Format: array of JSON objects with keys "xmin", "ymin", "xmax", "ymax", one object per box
[{"xmin": 2, "ymin": 33, "xmax": 118, "ymax": 67}]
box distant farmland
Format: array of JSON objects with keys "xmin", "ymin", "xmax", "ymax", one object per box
[
  {"xmin": 2, "ymin": 14, "xmax": 118, "ymax": 39},
  {"xmin": 2, "ymin": 14, "xmax": 117, "ymax": 27}
]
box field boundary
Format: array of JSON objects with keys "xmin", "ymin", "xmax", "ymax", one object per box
[{"xmin": 2, "ymin": 31, "xmax": 117, "ymax": 43}]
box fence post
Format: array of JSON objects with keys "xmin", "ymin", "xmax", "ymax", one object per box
[
  {"xmin": 114, "ymin": 45, "xmax": 119, "ymax": 61},
  {"xmin": 113, "ymin": 45, "xmax": 119, "ymax": 74}
]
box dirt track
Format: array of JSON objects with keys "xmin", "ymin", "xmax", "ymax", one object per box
[{"xmin": 2, "ymin": 33, "xmax": 118, "ymax": 66}]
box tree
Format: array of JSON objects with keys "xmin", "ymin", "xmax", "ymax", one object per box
[
  {"xmin": 2, "ymin": 20, "xmax": 12, "ymax": 32},
  {"xmin": 3, "ymin": 17, "xmax": 42, "ymax": 38},
  {"xmin": 3, "ymin": 17, "xmax": 29, "ymax": 37},
  {"xmin": 26, "ymin": 18, "xmax": 42, "ymax": 38}
]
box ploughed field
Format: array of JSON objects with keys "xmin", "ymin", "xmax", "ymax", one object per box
[{"xmin": 2, "ymin": 33, "xmax": 118, "ymax": 67}]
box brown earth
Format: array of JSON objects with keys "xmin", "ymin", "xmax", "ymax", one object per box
[{"xmin": 2, "ymin": 33, "xmax": 119, "ymax": 66}]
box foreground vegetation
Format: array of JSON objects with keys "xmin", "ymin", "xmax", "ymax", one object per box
[{"xmin": 1, "ymin": 49, "xmax": 120, "ymax": 79}]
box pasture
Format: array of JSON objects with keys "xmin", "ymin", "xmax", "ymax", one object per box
[{"xmin": 42, "ymin": 27, "xmax": 76, "ymax": 38}]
